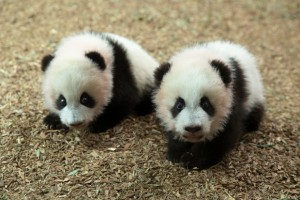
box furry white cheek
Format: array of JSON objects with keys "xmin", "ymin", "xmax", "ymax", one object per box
[
  {"xmin": 154, "ymin": 94, "xmax": 176, "ymax": 132},
  {"xmin": 157, "ymin": 106, "xmax": 175, "ymax": 132},
  {"xmin": 42, "ymin": 81, "xmax": 56, "ymax": 112}
]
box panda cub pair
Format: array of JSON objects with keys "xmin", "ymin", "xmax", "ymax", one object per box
[{"xmin": 41, "ymin": 32, "xmax": 265, "ymax": 169}]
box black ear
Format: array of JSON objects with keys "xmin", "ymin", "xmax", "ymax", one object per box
[
  {"xmin": 85, "ymin": 51, "xmax": 106, "ymax": 70},
  {"xmin": 154, "ymin": 62, "xmax": 171, "ymax": 87},
  {"xmin": 210, "ymin": 60, "xmax": 231, "ymax": 87},
  {"xmin": 41, "ymin": 54, "xmax": 54, "ymax": 72}
]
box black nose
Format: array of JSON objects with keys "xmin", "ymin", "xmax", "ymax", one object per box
[{"xmin": 185, "ymin": 126, "xmax": 202, "ymax": 133}]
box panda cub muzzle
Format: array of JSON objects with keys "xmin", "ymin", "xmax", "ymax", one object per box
[{"xmin": 183, "ymin": 125, "xmax": 203, "ymax": 141}]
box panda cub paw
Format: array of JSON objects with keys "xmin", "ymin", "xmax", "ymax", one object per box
[
  {"xmin": 166, "ymin": 151, "xmax": 184, "ymax": 163},
  {"xmin": 180, "ymin": 151, "xmax": 221, "ymax": 170},
  {"xmin": 43, "ymin": 113, "xmax": 69, "ymax": 131},
  {"xmin": 180, "ymin": 152, "xmax": 204, "ymax": 169},
  {"xmin": 87, "ymin": 123, "xmax": 105, "ymax": 133}
]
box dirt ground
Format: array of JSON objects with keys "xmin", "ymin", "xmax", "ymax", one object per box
[{"xmin": 0, "ymin": 0, "xmax": 299, "ymax": 199}]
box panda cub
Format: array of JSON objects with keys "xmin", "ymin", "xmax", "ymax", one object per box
[
  {"xmin": 41, "ymin": 32, "xmax": 159, "ymax": 133},
  {"xmin": 153, "ymin": 41, "xmax": 265, "ymax": 169}
]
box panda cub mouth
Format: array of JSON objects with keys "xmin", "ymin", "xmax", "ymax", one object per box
[
  {"xmin": 182, "ymin": 132, "xmax": 203, "ymax": 142},
  {"xmin": 69, "ymin": 121, "xmax": 86, "ymax": 129}
]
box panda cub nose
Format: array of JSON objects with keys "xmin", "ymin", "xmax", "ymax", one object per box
[{"xmin": 185, "ymin": 126, "xmax": 202, "ymax": 133}]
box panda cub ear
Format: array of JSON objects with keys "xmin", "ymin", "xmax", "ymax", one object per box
[
  {"xmin": 85, "ymin": 51, "xmax": 106, "ymax": 70},
  {"xmin": 154, "ymin": 62, "xmax": 171, "ymax": 87},
  {"xmin": 41, "ymin": 54, "xmax": 54, "ymax": 72},
  {"xmin": 210, "ymin": 59, "xmax": 232, "ymax": 87}
]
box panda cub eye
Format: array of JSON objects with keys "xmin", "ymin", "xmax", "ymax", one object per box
[
  {"xmin": 80, "ymin": 92, "xmax": 95, "ymax": 108},
  {"xmin": 200, "ymin": 96, "xmax": 215, "ymax": 116},
  {"xmin": 56, "ymin": 94, "xmax": 67, "ymax": 110},
  {"xmin": 171, "ymin": 97, "xmax": 185, "ymax": 118},
  {"xmin": 176, "ymin": 98, "xmax": 185, "ymax": 111}
]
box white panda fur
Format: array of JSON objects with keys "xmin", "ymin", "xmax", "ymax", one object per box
[
  {"xmin": 153, "ymin": 40, "xmax": 265, "ymax": 169},
  {"xmin": 41, "ymin": 32, "xmax": 159, "ymax": 132}
]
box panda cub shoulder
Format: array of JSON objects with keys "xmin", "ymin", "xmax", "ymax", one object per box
[
  {"xmin": 153, "ymin": 40, "xmax": 265, "ymax": 169},
  {"xmin": 41, "ymin": 32, "xmax": 159, "ymax": 133}
]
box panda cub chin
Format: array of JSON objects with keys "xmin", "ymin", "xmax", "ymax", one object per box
[
  {"xmin": 153, "ymin": 41, "xmax": 265, "ymax": 169},
  {"xmin": 41, "ymin": 32, "xmax": 159, "ymax": 133}
]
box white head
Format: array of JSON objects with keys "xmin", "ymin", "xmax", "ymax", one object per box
[
  {"xmin": 153, "ymin": 49, "xmax": 233, "ymax": 143},
  {"xmin": 41, "ymin": 51, "xmax": 113, "ymax": 129}
]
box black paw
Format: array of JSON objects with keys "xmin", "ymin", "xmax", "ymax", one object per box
[
  {"xmin": 87, "ymin": 123, "xmax": 108, "ymax": 133},
  {"xmin": 166, "ymin": 153, "xmax": 180, "ymax": 164},
  {"xmin": 88, "ymin": 125, "xmax": 99, "ymax": 133},
  {"xmin": 180, "ymin": 152, "xmax": 220, "ymax": 170},
  {"xmin": 180, "ymin": 152, "xmax": 198, "ymax": 169},
  {"xmin": 43, "ymin": 114, "xmax": 69, "ymax": 130},
  {"xmin": 180, "ymin": 151, "xmax": 194, "ymax": 162},
  {"xmin": 166, "ymin": 150, "xmax": 186, "ymax": 164}
]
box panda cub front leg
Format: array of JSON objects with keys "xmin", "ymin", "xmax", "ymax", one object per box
[
  {"xmin": 167, "ymin": 137, "xmax": 221, "ymax": 169},
  {"xmin": 179, "ymin": 142, "xmax": 223, "ymax": 170},
  {"xmin": 166, "ymin": 132, "xmax": 223, "ymax": 169},
  {"xmin": 166, "ymin": 132, "xmax": 193, "ymax": 163},
  {"xmin": 43, "ymin": 113, "xmax": 69, "ymax": 131}
]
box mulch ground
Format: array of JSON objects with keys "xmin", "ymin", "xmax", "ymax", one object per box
[{"xmin": 0, "ymin": 0, "xmax": 299, "ymax": 199}]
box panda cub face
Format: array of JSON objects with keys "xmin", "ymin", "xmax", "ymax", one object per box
[
  {"xmin": 41, "ymin": 51, "xmax": 113, "ymax": 129},
  {"xmin": 154, "ymin": 54, "xmax": 233, "ymax": 143}
]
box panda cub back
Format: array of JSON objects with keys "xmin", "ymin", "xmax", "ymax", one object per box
[
  {"xmin": 41, "ymin": 32, "xmax": 159, "ymax": 133},
  {"xmin": 153, "ymin": 40, "xmax": 265, "ymax": 169}
]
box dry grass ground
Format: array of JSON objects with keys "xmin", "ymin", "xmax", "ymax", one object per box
[{"xmin": 0, "ymin": 0, "xmax": 299, "ymax": 199}]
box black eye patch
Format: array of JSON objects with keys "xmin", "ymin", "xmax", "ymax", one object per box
[
  {"xmin": 171, "ymin": 97, "xmax": 185, "ymax": 118},
  {"xmin": 56, "ymin": 94, "xmax": 67, "ymax": 110},
  {"xmin": 200, "ymin": 96, "xmax": 215, "ymax": 116},
  {"xmin": 80, "ymin": 92, "xmax": 95, "ymax": 108}
]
